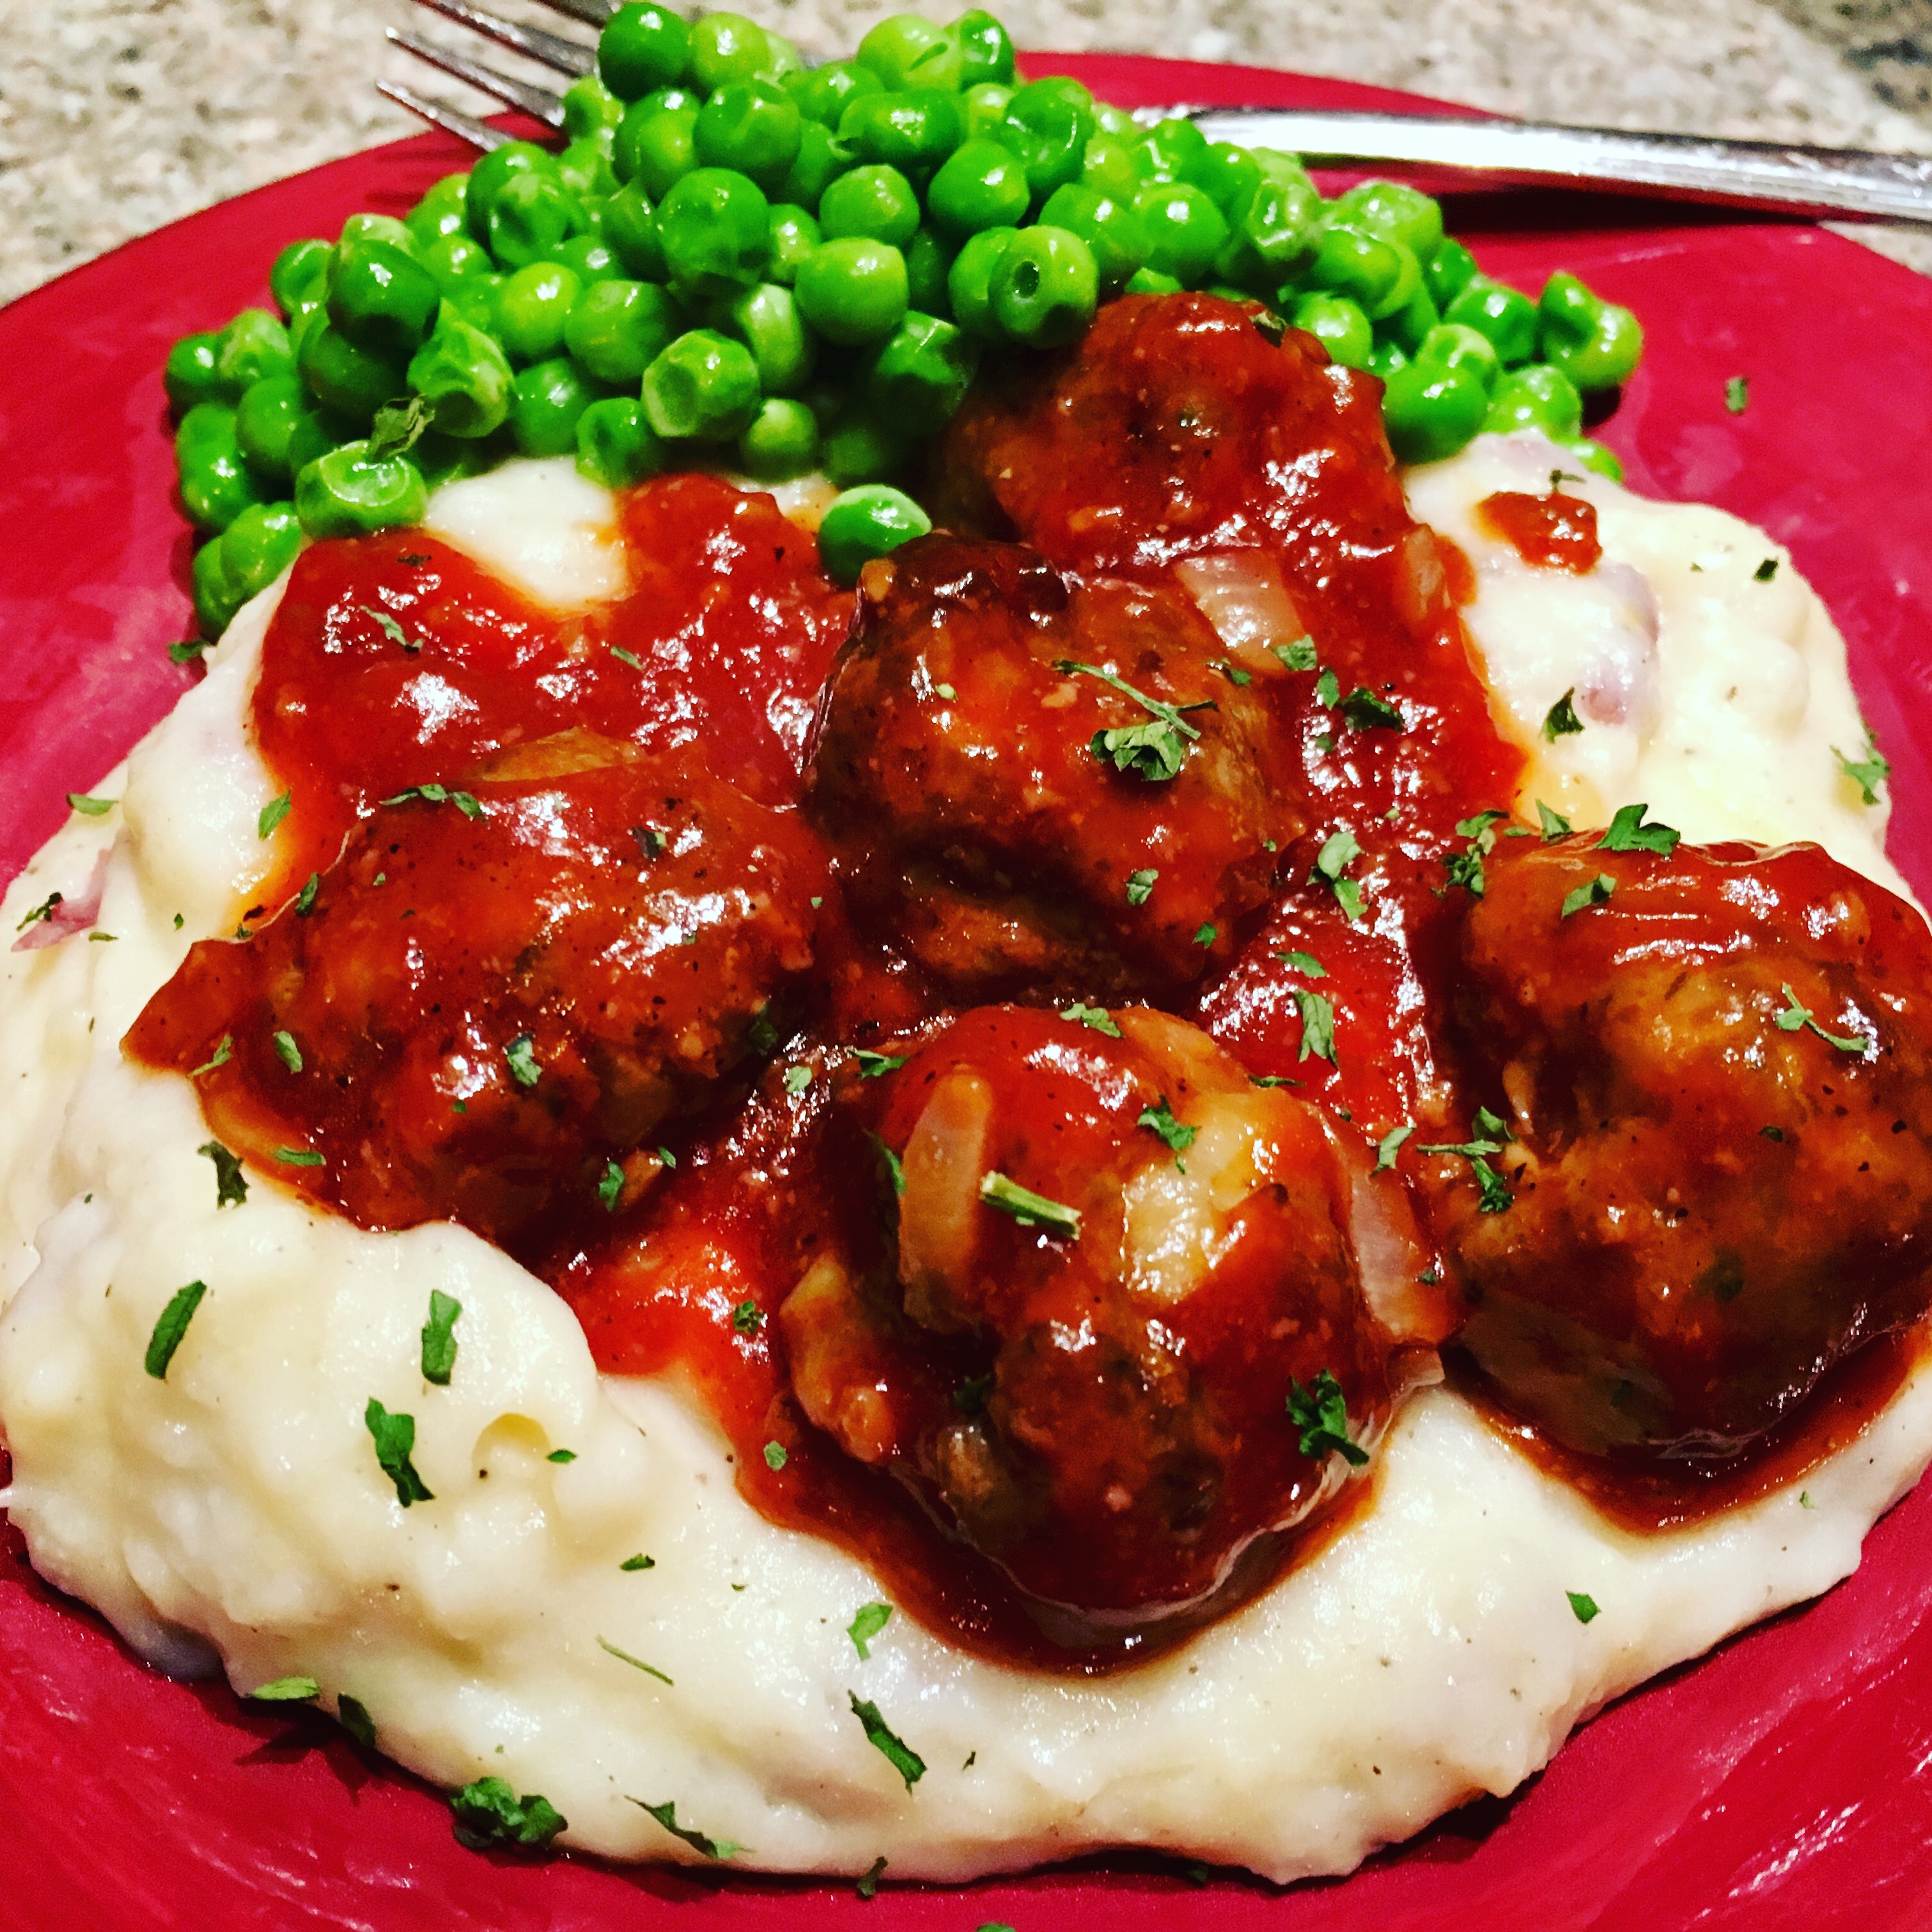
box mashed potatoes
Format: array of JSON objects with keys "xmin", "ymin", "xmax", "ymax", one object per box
[{"xmin": 0, "ymin": 441, "xmax": 1923, "ymax": 1885}]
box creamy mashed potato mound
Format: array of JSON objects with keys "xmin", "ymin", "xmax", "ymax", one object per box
[{"xmin": 1, "ymin": 443, "xmax": 1926, "ymax": 1884}]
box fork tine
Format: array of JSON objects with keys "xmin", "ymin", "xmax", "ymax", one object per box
[
  {"xmin": 389, "ymin": 28, "xmax": 566, "ymax": 129},
  {"xmin": 377, "ymin": 80, "xmax": 515, "ymax": 152},
  {"xmin": 526, "ymin": 0, "xmax": 619, "ymax": 26},
  {"xmin": 407, "ymin": 0, "xmax": 596, "ymax": 79}
]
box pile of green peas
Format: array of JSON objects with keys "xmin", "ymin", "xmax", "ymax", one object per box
[{"xmin": 164, "ymin": 3, "xmax": 1642, "ymax": 632}]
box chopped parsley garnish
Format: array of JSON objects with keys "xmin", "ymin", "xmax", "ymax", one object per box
[
  {"xmin": 336, "ymin": 1694, "xmax": 377, "ymax": 1749},
  {"xmin": 1314, "ymin": 666, "xmax": 1341, "ymax": 709},
  {"xmin": 1444, "ymin": 809, "xmax": 1507, "ymax": 898},
  {"xmin": 144, "ymin": 1279, "xmax": 208, "ymax": 1380},
  {"xmin": 1567, "ymin": 1591, "xmax": 1601, "ymax": 1624},
  {"xmin": 1057, "ymin": 657, "xmax": 1212, "ymax": 783},
  {"xmin": 783, "ymin": 1064, "xmax": 814, "ymax": 1096},
  {"xmin": 258, "ymin": 791, "xmax": 293, "ymax": 839},
  {"xmin": 1543, "ymin": 689, "xmax": 1584, "ymax": 740},
  {"xmin": 248, "ymin": 1675, "xmax": 320, "ymax": 1702},
  {"xmin": 190, "ymin": 1034, "xmax": 233, "ymax": 1078},
  {"xmin": 1774, "ymin": 983, "xmax": 1873, "ymax": 1055},
  {"xmin": 1536, "ymin": 799, "xmax": 1573, "ymax": 840},
  {"xmin": 1598, "ymin": 804, "xmax": 1681, "ymax": 856},
  {"xmin": 364, "ymin": 1398, "xmax": 433, "ymax": 1507},
  {"xmin": 871, "ymin": 1133, "xmax": 906, "ymax": 1197},
  {"xmin": 1761, "ymin": 1124, "xmax": 1787, "ymax": 1142},
  {"xmin": 1418, "ymin": 1135, "xmax": 1513, "ymax": 1212},
  {"xmin": 1834, "ymin": 736, "xmax": 1890, "ymax": 806},
  {"xmin": 368, "ymin": 393, "xmax": 432, "ymax": 457},
  {"xmin": 1278, "ymin": 949, "xmax": 1327, "ymax": 978},
  {"xmin": 1294, "ymin": 988, "xmax": 1337, "ymax": 1064},
  {"xmin": 1125, "ymin": 868, "xmax": 1158, "ymax": 906},
  {"xmin": 598, "ymin": 1159, "xmax": 624, "ymax": 1211},
  {"xmin": 1754, "ymin": 556, "xmax": 1779, "ymax": 582},
  {"xmin": 848, "ymin": 1601, "xmax": 894, "ymax": 1660},
  {"xmin": 1274, "ymin": 635, "xmax": 1318, "ymax": 671},
  {"xmin": 66, "ymin": 793, "xmax": 114, "ymax": 816},
  {"xmin": 15, "ymin": 890, "xmax": 62, "ymax": 932},
  {"xmin": 504, "ymin": 1034, "xmax": 541, "ymax": 1087},
  {"xmin": 452, "ymin": 1777, "xmax": 566, "ymax": 1852},
  {"xmin": 381, "ymin": 783, "xmax": 483, "ymax": 820},
  {"xmin": 1336, "ymin": 687, "xmax": 1404, "ymax": 733},
  {"xmin": 420, "ymin": 1289, "xmax": 461, "ymax": 1386},
  {"xmin": 272, "ymin": 1029, "xmax": 303, "ymax": 1073},
  {"xmin": 934, "ymin": 682, "xmax": 957, "ymax": 700},
  {"xmin": 1561, "ymin": 872, "xmax": 1617, "ymax": 918},
  {"xmin": 293, "ymin": 871, "xmax": 321, "ymax": 915},
  {"xmin": 1311, "ymin": 827, "xmax": 1366, "ymax": 918},
  {"xmin": 597, "ymin": 1635, "xmax": 672, "ymax": 1684},
  {"xmin": 763, "ymin": 1439, "xmax": 788, "ymax": 1470},
  {"xmin": 848, "ymin": 1693, "xmax": 926, "ymax": 1790},
  {"xmin": 275, "ymin": 1146, "xmax": 325, "ymax": 1167},
  {"xmin": 198, "ymin": 1140, "xmax": 248, "ymax": 1209},
  {"xmin": 635, "ymin": 825, "xmax": 669, "ymax": 857},
  {"xmin": 621, "ymin": 1553, "xmax": 656, "ymax": 1571},
  {"xmin": 1800, "ymin": 1490, "xmax": 1816, "ymax": 1509},
  {"xmin": 953, "ymin": 1371, "xmax": 994, "ymax": 1414},
  {"xmin": 857, "ymin": 1855, "xmax": 888, "ymax": 1899},
  {"xmin": 1194, "ymin": 921, "xmax": 1218, "ymax": 946},
  {"xmin": 852, "ymin": 1047, "xmax": 908, "ymax": 1077},
  {"xmin": 609, "ymin": 644, "xmax": 644, "ymax": 669},
  {"xmin": 169, "ymin": 638, "xmax": 210, "ymax": 665},
  {"xmin": 1059, "ymin": 1002, "xmax": 1122, "ymax": 1037},
  {"xmin": 978, "ymin": 1171, "xmax": 1082, "ymax": 1237},
  {"xmin": 1725, "ymin": 375, "xmax": 1750, "ymax": 414},
  {"xmin": 1285, "ymin": 1368, "xmax": 1369, "ymax": 1467},
  {"xmin": 359, "ymin": 605, "xmax": 425, "ymax": 654},
  {"xmin": 1213, "ymin": 659, "xmax": 1252, "ymax": 687},
  {"xmin": 732, "ymin": 1298, "xmax": 764, "ymax": 1336},
  {"xmin": 547, "ymin": 1448, "xmax": 575, "ymax": 1463},
  {"xmin": 88, "ymin": 931, "xmax": 117, "ymax": 942},
  {"xmin": 1138, "ymin": 1098, "xmax": 1197, "ymax": 1153},
  {"xmin": 1373, "ymin": 1123, "xmax": 1414, "ymax": 1172},
  {"xmin": 631, "ymin": 1798, "xmax": 743, "ymax": 1860}
]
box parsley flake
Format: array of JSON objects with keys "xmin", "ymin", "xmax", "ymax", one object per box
[
  {"xmin": 1536, "ymin": 799, "xmax": 1573, "ymax": 840},
  {"xmin": 1754, "ymin": 556, "xmax": 1779, "ymax": 582},
  {"xmin": 1194, "ymin": 921, "xmax": 1219, "ymax": 946},
  {"xmin": 1336, "ymin": 687, "xmax": 1404, "ymax": 732},
  {"xmin": 852, "ymin": 1047, "xmax": 908, "ymax": 1077},
  {"xmin": 359, "ymin": 605, "xmax": 425, "ymax": 654},
  {"xmin": 274, "ymin": 1147, "xmax": 325, "ymax": 1167},
  {"xmin": 1138, "ymin": 1098, "xmax": 1197, "ymax": 1153},
  {"xmin": 1125, "ymin": 868, "xmax": 1158, "ymax": 906},
  {"xmin": 1059, "ymin": 1002, "xmax": 1122, "ymax": 1037},
  {"xmin": 169, "ymin": 638, "xmax": 210, "ymax": 665},
  {"xmin": 1279, "ymin": 949, "xmax": 1327, "ymax": 978},
  {"xmin": 621, "ymin": 1553, "xmax": 656, "ymax": 1571},
  {"xmin": 504, "ymin": 1034, "xmax": 541, "ymax": 1087},
  {"xmin": 1761, "ymin": 1124, "xmax": 1787, "ymax": 1142},
  {"xmin": 849, "ymin": 1693, "xmax": 926, "ymax": 1790},
  {"xmin": 1834, "ymin": 737, "xmax": 1890, "ymax": 807},
  {"xmin": 871, "ymin": 1133, "xmax": 906, "ymax": 1197},
  {"xmin": 368, "ymin": 394, "xmax": 432, "ymax": 458},
  {"xmin": 597, "ymin": 1635, "xmax": 671, "ymax": 1683},
  {"xmin": 1444, "ymin": 809, "xmax": 1507, "ymax": 898},
  {"xmin": 1213, "ymin": 659, "xmax": 1252, "ymax": 687},
  {"xmin": 632, "ymin": 1798, "xmax": 743, "ymax": 1860},
  {"xmin": 364, "ymin": 1398, "xmax": 433, "ymax": 1506},
  {"xmin": 15, "ymin": 891, "xmax": 62, "ymax": 932},
  {"xmin": 609, "ymin": 644, "xmax": 644, "ymax": 669},
  {"xmin": 1598, "ymin": 804, "xmax": 1681, "ymax": 856},
  {"xmin": 1560, "ymin": 872, "xmax": 1617, "ymax": 918},
  {"xmin": 1373, "ymin": 1123, "xmax": 1414, "ymax": 1172},
  {"xmin": 1418, "ymin": 1136, "xmax": 1513, "ymax": 1212},
  {"xmin": 1543, "ymin": 689, "xmax": 1584, "ymax": 740},
  {"xmin": 598, "ymin": 1159, "xmax": 624, "ymax": 1211},
  {"xmin": 452, "ymin": 1777, "xmax": 566, "ymax": 1852},
  {"xmin": 732, "ymin": 1298, "xmax": 764, "ymax": 1336},
  {"xmin": 764, "ymin": 1439, "xmax": 788, "ymax": 1470},
  {"xmin": 1725, "ymin": 375, "xmax": 1750, "ymax": 414},
  {"xmin": 1314, "ymin": 666, "xmax": 1341, "ymax": 709},
  {"xmin": 1800, "ymin": 1490, "xmax": 1816, "ymax": 1509},
  {"xmin": 336, "ymin": 1695, "xmax": 377, "ymax": 1749},
  {"xmin": 1295, "ymin": 988, "xmax": 1338, "ymax": 1064},
  {"xmin": 421, "ymin": 1289, "xmax": 461, "ymax": 1386},
  {"xmin": 1567, "ymin": 1591, "xmax": 1601, "ymax": 1624},
  {"xmin": 258, "ymin": 791, "xmax": 292, "ymax": 839},
  {"xmin": 784, "ymin": 1064, "xmax": 813, "ymax": 1096},
  {"xmin": 935, "ymin": 682, "xmax": 957, "ymax": 700},
  {"xmin": 848, "ymin": 1601, "xmax": 894, "ymax": 1660},
  {"xmin": 293, "ymin": 871, "xmax": 321, "ymax": 916},
  {"xmin": 66, "ymin": 793, "xmax": 114, "ymax": 816},
  {"xmin": 1774, "ymin": 982, "xmax": 1873, "ymax": 1055},
  {"xmin": 248, "ymin": 1675, "xmax": 320, "ymax": 1702},
  {"xmin": 857, "ymin": 1855, "xmax": 888, "ymax": 1899},
  {"xmin": 1312, "ymin": 827, "xmax": 1366, "ymax": 918},
  {"xmin": 199, "ymin": 1140, "xmax": 248, "ymax": 1209},
  {"xmin": 1285, "ymin": 1368, "xmax": 1369, "ymax": 1467},
  {"xmin": 1275, "ymin": 635, "xmax": 1318, "ymax": 671},
  {"xmin": 1057, "ymin": 658, "xmax": 1212, "ymax": 784},
  {"xmin": 144, "ymin": 1279, "xmax": 208, "ymax": 1380},
  {"xmin": 190, "ymin": 1034, "xmax": 233, "ymax": 1079},
  {"xmin": 273, "ymin": 1029, "xmax": 303, "ymax": 1073},
  {"xmin": 979, "ymin": 1171, "xmax": 1082, "ymax": 1237}
]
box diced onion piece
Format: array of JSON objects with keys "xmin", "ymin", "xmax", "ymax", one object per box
[
  {"xmin": 898, "ymin": 1070, "xmax": 993, "ymax": 1331},
  {"xmin": 1173, "ymin": 550, "xmax": 1305, "ymax": 674}
]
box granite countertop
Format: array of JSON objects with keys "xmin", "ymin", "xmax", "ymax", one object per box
[{"xmin": 3, "ymin": 0, "xmax": 1928, "ymax": 306}]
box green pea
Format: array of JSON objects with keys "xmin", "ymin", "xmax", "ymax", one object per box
[
  {"xmin": 1124, "ymin": 265, "xmax": 1183, "ymax": 296},
  {"xmin": 1231, "ymin": 174, "xmax": 1320, "ymax": 274},
  {"xmin": 1416, "ymin": 322, "xmax": 1500, "ymax": 390},
  {"xmin": 405, "ymin": 175, "xmax": 472, "ymax": 251},
  {"xmin": 575, "ymin": 395, "xmax": 666, "ymax": 488},
  {"xmin": 565, "ymin": 279, "xmax": 681, "ymax": 386},
  {"xmin": 793, "ymin": 237, "xmax": 909, "ymax": 347},
  {"xmin": 1079, "ymin": 136, "xmax": 1139, "ymax": 201},
  {"xmin": 558, "ymin": 134, "xmax": 618, "ymax": 204},
  {"xmin": 928, "ymin": 138, "xmax": 1030, "ymax": 237},
  {"xmin": 235, "ymin": 376, "xmax": 340, "ymax": 483},
  {"xmin": 756, "ymin": 29, "xmax": 805, "ymax": 87},
  {"xmin": 339, "ymin": 212, "xmax": 418, "ymax": 258},
  {"xmin": 816, "ymin": 483, "xmax": 931, "ymax": 584},
  {"xmin": 820, "ymin": 164, "xmax": 921, "ymax": 247},
  {"xmin": 951, "ymin": 9, "xmax": 1017, "ymax": 86},
  {"xmin": 962, "ymin": 82, "xmax": 1014, "ymax": 143},
  {"xmin": 735, "ymin": 396, "xmax": 819, "ymax": 480},
  {"xmin": 642, "ymin": 329, "xmax": 761, "ymax": 441},
  {"xmin": 1131, "ymin": 117, "xmax": 1208, "ymax": 184},
  {"xmin": 657, "ymin": 167, "xmax": 770, "ymax": 302},
  {"xmin": 1093, "ymin": 104, "xmax": 1135, "ymax": 141},
  {"xmin": 1443, "ymin": 277, "xmax": 1539, "ymax": 367},
  {"xmin": 213, "ymin": 308, "xmax": 295, "ymax": 396},
  {"xmin": 867, "ymin": 310, "xmax": 978, "ymax": 433},
  {"xmin": 855, "ymin": 13, "xmax": 960, "ymax": 92},
  {"xmin": 422, "ymin": 231, "xmax": 494, "ymax": 296},
  {"xmin": 696, "ymin": 82, "xmax": 803, "ymax": 195},
  {"xmin": 444, "ymin": 272, "xmax": 504, "ymax": 334},
  {"xmin": 989, "ymin": 224, "xmax": 1096, "ymax": 348},
  {"xmin": 191, "ymin": 536, "xmax": 244, "ymax": 639},
  {"xmin": 269, "ymin": 239, "xmax": 332, "ymax": 321},
  {"xmin": 1135, "ymin": 183, "xmax": 1229, "ymax": 288},
  {"xmin": 600, "ymin": 183, "xmax": 667, "ymax": 279},
  {"xmin": 219, "ymin": 501, "xmax": 304, "ymax": 607},
  {"xmin": 564, "ymin": 74, "xmax": 624, "ymax": 141},
  {"xmin": 1424, "ymin": 236, "xmax": 1478, "ymax": 311},
  {"xmin": 999, "ymin": 81, "xmax": 1089, "ymax": 202},
  {"xmin": 1308, "ymin": 222, "xmax": 1419, "ymax": 322},
  {"xmin": 765, "ymin": 204, "xmax": 822, "ymax": 285},
  {"xmin": 840, "ymin": 90, "xmax": 963, "ymax": 178},
  {"xmin": 297, "ymin": 320, "xmax": 408, "ymax": 425},
  {"xmin": 789, "ymin": 60, "xmax": 882, "ymax": 129},
  {"xmin": 1382, "ymin": 361, "xmax": 1488, "ymax": 464},
  {"xmin": 1380, "ymin": 281, "xmax": 1441, "ymax": 355},
  {"xmin": 485, "ymin": 170, "xmax": 575, "ymax": 271},
  {"xmin": 178, "ymin": 412, "xmax": 270, "ymax": 533},
  {"xmin": 494, "ymin": 262, "xmax": 584, "ymax": 364},
  {"xmin": 1181, "ymin": 142, "xmax": 1261, "ymax": 216},
  {"xmin": 779, "ymin": 121, "xmax": 855, "ymax": 210},
  {"xmin": 1367, "ymin": 340, "xmax": 1409, "ymax": 382},
  {"xmin": 905, "ymin": 226, "xmax": 955, "ymax": 313},
  {"xmin": 1289, "ymin": 291, "xmax": 1373, "ymax": 371},
  {"xmin": 599, "ymin": 3, "xmax": 691, "ymax": 100},
  {"xmin": 408, "ymin": 303, "xmax": 515, "ymax": 438},
  {"xmin": 1037, "ymin": 183, "xmax": 1149, "ymax": 294},
  {"xmin": 164, "ymin": 334, "xmax": 225, "ymax": 416},
  {"xmin": 295, "ymin": 439, "xmax": 426, "ymax": 538},
  {"xmin": 1562, "ymin": 435, "xmax": 1623, "ymax": 482},
  {"xmin": 615, "ymin": 102, "xmax": 697, "ymax": 198},
  {"xmin": 1482, "ymin": 362, "xmax": 1584, "ymax": 440},
  {"xmin": 554, "ymin": 234, "xmax": 619, "ymax": 285},
  {"xmin": 947, "ymin": 226, "xmax": 1015, "ymax": 337},
  {"xmin": 689, "ymin": 13, "xmax": 770, "ymax": 93},
  {"xmin": 1329, "ymin": 181, "xmax": 1444, "ymax": 262},
  {"xmin": 727, "ymin": 282, "xmax": 816, "ymax": 394},
  {"xmin": 505, "ymin": 357, "xmax": 603, "ymax": 457},
  {"xmin": 408, "ymin": 429, "xmax": 499, "ymax": 490},
  {"xmin": 327, "ymin": 238, "xmax": 441, "ymax": 356},
  {"xmin": 465, "ymin": 146, "xmax": 547, "ymax": 243},
  {"xmin": 1545, "ymin": 302, "xmax": 1643, "ymax": 392},
  {"xmin": 820, "ymin": 408, "xmax": 907, "ymax": 486}
]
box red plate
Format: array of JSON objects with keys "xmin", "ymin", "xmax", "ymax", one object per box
[{"xmin": 4, "ymin": 53, "xmax": 1932, "ymax": 1932}]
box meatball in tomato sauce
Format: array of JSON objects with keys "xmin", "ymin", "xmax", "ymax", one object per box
[
  {"xmin": 1428, "ymin": 835, "xmax": 1932, "ymax": 1460},
  {"xmin": 779, "ymin": 1004, "xmax": 1401, "ymax": 1626},
  {"xmin": 807, "ymin": 535, "xmax": 1303, "ymax": 1002},
  {"xmin": 125, "ymin": 746, "xmax": 829, "ymax": 1249}
]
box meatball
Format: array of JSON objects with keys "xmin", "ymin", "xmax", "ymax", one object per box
[
  {"xmin": 778, "ymin": 1004, "xmax": 1396, "ymax": 1623},
  {"xmin": 1429, "ymin": 834, "xmax": 1932, "ymax": 1459},
  {"xmin": 125, "ymin": 742, "xmax": 829, "ymax": 1248},
  {"xmin": 806, "ymin": 534, "xmax": 1304, "ymax": 1001}
]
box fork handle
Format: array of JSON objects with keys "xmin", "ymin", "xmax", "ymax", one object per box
[{"xmin": 1187, "ymin": 108, "xmax": 1932, "ymax": 223}]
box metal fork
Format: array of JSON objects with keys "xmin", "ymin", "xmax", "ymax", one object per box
[{"xmin": 380, "ymin": 0, "xmax": 1932, "ymax": 222}]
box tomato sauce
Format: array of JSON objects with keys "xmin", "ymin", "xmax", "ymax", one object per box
[{"xmin": 1475, "ymin": 489, "xmax": 1602, "ymax": 573}]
